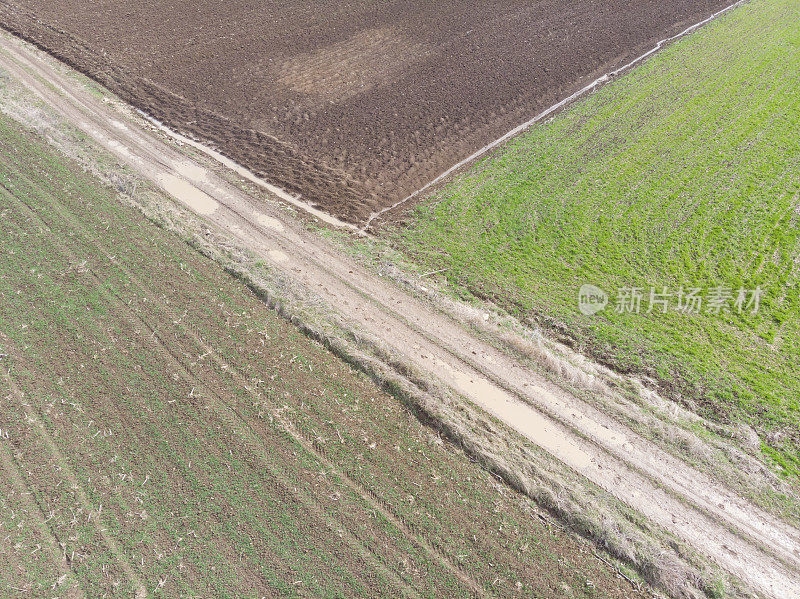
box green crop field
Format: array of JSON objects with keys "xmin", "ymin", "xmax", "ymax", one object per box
[
  {"xmin": 0, "ymin": 112, "xmax": 642, "ymax": 597},
  {"xmin": 399, "ymin": 0, "xmax": 800, "ymax": 478}
]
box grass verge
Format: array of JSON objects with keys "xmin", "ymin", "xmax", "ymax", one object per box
[{"xmin": 398, "ymin": 0, "xmax": 800, "ymax": 479}]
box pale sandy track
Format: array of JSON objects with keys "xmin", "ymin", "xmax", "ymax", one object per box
[{"xmin": 0, "ymin": 31, "xmax": 799, "ymax": 598}]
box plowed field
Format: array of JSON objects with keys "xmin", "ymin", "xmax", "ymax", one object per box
[{"xmin": 0, "ymin": 0, "xmax": 731, "ymax": 223}]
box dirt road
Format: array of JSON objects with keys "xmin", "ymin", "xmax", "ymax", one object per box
[{"xmin": 1, "ymin": 32, "xmax": 798, "ymax": 598}]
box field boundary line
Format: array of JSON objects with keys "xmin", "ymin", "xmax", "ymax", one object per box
[{"xmin": 361, "ymin": 0, "xmax": 749, "ymax": 230}]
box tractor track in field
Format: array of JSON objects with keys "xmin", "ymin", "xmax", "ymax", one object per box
[
  {"xmin": 0, "ymin": 381, "xmax": 86, "ymax": 599},
  {"xmin": 0, "ymin": 363, "xmax": 147, "ymax": 599},
  {"xmin": 1, "ymin": 29, "xmax": 799, "ymax": 599},
  {"xmin": 4, "ymin": 162, "xmax": 485, "ymax": 597},
  {"xmin": 4, "ymin": 185, "xmax": 466, "ymax": 599}
]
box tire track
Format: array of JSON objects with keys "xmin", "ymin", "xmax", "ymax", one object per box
[
  {"xmin": 0, "ymin": 381, "xmax": 85, "ymax": 599},
  {"xmin": 0, "ymin": 363, "xmax": 147, "ymax": 599},
  {"xmin": 2, "ymin": 175, "xmax": 464, "ymax": 599},
  {"xmin": 8, "ymin": 148, "xmax": 487, "ymax": 598},
  {"xmin": 1, "ymin": 27, "xmax": 799, "ymax": 598}
]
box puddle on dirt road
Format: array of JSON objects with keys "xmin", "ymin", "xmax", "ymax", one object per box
[
  {"xmin": 141, "ymin": 111, "xmax": 362, "ymax": 233},
  {"xmin": 106, "ymin": 138, "xmax": 132, "ymax": 158},
  {"xmin": 256, "ymin": 212, "xmax": 285, "ymax": 232},
  {"xmin": 157, "ymin": 174, "xmax": 219, "ymax": 215},
  {"xmin": 268, "ymin": 249, "xmax": 290, "ymax": 263},
  {"xmin": 422, "ymin": 353, "xmax": 593, "ymax": 470},
  {"xmin": 529, "ymin": 383, "xmax": 632, "ymax": 451},
  {"xmin": 173, "ymin": 159, "xmax": 210, "ymax": 184}
]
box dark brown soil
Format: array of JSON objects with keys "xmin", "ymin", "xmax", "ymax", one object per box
[{"xmin": 0, "ymin": 0, "xmax": 731, "ymax": 223}]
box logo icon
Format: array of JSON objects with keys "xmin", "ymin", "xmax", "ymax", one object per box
[{"xmin": 578, "ymin": 284, "xmax": 608, "ymax": 316}]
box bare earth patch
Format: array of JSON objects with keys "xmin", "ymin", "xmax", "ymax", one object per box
[{"xmin": 0, "ymin": 0, "xmax": 733, "ymax": 222}]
